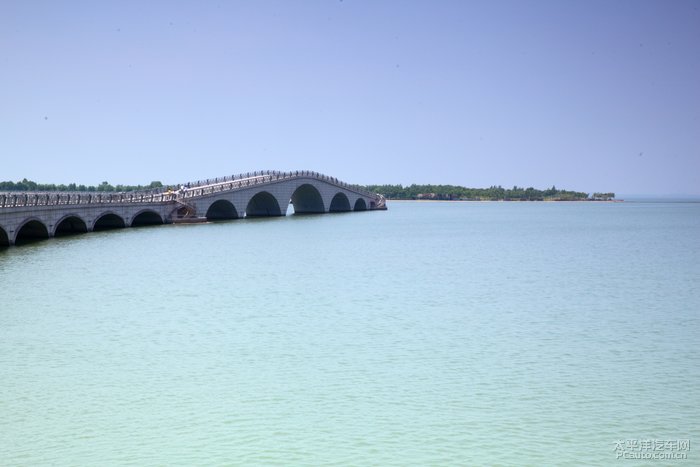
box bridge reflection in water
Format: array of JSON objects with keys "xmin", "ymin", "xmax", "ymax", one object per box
[{"xmin": 0, "ymin": 170, "xmax": 386, "ymax": 247}]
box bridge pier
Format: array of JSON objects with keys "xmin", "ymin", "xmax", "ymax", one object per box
[{"xmin": 2, "ymin": 232, "xmax": 13, "ymax": 246}]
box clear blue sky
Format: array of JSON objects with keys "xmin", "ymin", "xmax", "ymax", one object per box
[{"xmin": 2, "ymin": 1, "xmax": 699, "ymax": 195}]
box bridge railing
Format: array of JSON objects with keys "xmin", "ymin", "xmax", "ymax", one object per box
[
  {"xmin": 0, "ymin": 191, "xmax": 178, "ymax": 208},
  {"xmin": 0, "ymin": 170, "xmax": 380, "ymax": 208},
  {"xmin": 177, "ymin": 170, "xmax": 379, "ymax": 200}
]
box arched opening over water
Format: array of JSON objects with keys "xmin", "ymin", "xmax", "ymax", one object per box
[
  {"xmin": 93, "ymin": 213, "xmax": 126, "ymax": 231},
  {"xmin": 353, "ymin": 198, "xmax": 367, "ymax": 211},
  {"xmin": 246, "ymin": 191, "xmax": 282, "ymax": 217},
  {"xmin": 54, "ymin": 215, "xmax": 88, "ymax": 237},
  {"xmin": 131, "ymin": 210, "xmax": 164, "ymax": 227},
  {"xmin": 291, "ymin": 184, "xmax": 325, "ymax": 214},
  {"xmin": 329, "ymin": 193, "xmax": 351, "ymax": 212},
  {"xmin": 0, "ymin": 226, "xmax": 9, "ymax": 247},
  {"xmin": 15, "ymin": 219, "xmax": 49, "ymax": 245},
  {"xmin": 206, "ymin": 199, "xmax": 239, "ymax": 220}
]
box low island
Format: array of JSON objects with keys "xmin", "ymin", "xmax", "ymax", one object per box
[
  {"xmin": 360, "ymin": 184, "xmax": 616, "ymax": 201},
  {"xmin": 0, "ymin": 178, "xmax": 615, "ymax": 202}
]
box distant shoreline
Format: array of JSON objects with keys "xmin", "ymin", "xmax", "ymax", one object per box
[{"xmin": 362, "ymin": 184, "xmax": 614, "ymax": 202}]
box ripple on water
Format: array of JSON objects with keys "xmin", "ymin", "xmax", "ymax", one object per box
[{"xmin": 1, "ymin": 202, "xmax": 699, "ymax": 465}]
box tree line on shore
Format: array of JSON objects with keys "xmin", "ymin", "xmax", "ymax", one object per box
[
  {"xmin": 362, "ymin": 184, "xmax": 613, "ymax": 201},
  {"xmin": 0, "ymin": 178, "xmax": 614, "ymax": 201},
  {"xmin": 0, "ymin": 178, "xmax": 164, "ymax": 192}
]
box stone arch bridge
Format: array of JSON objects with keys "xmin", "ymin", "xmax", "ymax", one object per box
[{"xmin": 0, "ymin": 170, "xmax": 386, "ymax": 247}]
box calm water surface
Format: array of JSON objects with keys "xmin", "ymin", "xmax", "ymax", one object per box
[{"xmin": 1, "ymin": 201, "xmax": 699, "ymax": 466}]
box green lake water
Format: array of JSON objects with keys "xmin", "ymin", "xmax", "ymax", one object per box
[{"xmin": 1, "ymin": 201, "xmax": 698, "ymax": 465}]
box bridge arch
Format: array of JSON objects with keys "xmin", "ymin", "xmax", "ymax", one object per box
[
  {"xmin": 93, "ymin": 212, "xmax": 126, "ymax": 231},
  {"xmin": 15, "ymin": 218, "xmax": 50, "ymax": 245},
  {"xmin": 0, "ymin": 225, "xmax": 9, "ymax": 247},
  {"xmin": 54, "ymin": 214, "xmax": 88, "ymax": 237},
  {"xmin": 291, "ymin": 184, "xmax": 325, "ymax": 214},
  {"xmin": 354, "ymin": 198, "xmax": 367, "ymax": 211},
  {"xmin": 131, "ymin": 210, "xmax": 164, "ymax": 227},
  {"xmin": 329, "ymin": 193, "xmax": 351, "ymax": 212},
  {"xmin": 206, "ymin": 199, "xmax": 239, "ymax": 220},
  {"xmin": 246, "ymin": 191, "xmax": 282, "ymax": 217}
]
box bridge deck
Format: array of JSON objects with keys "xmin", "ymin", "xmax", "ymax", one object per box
[
  {"xmin": 0, "ymin": 170, "xmax": 381, "ymax": 209},
  {"xmin": 0, "ymin": 170, "xmax": 386, "ymax": 247}
]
